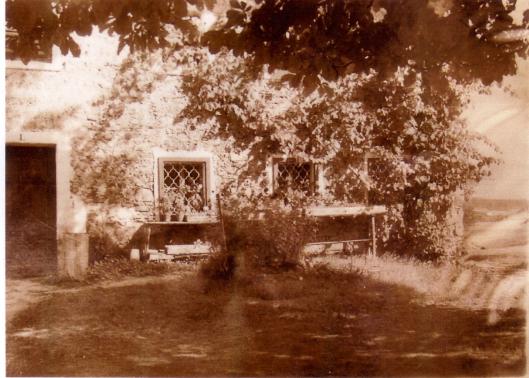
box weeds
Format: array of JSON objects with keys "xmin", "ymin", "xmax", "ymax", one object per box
[
  {"xmin": 84, "ymin": 257, "xmax": 174, "ymax": 282},
  {"xmin": 199, "ymin": 251, "xmax": 236, "ymax": 281},
  {"xmin": 223, "ymin": 202, "xmax": 318, "ymax": 272},
  {"xmin": 316, "ymin": 252, "xmax": 526, "ymax": 317}
]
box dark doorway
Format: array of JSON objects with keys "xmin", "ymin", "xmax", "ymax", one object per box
[{"xmin": 6, "ymin": 145, "xmax": 57, "ymax": 277}]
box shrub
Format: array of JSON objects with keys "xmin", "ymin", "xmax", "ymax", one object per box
[
  {"xmin": 198, "ymin": 251, "xmax": 236, "ymax": 281},
  {"xmin": 225, "ymin": 201, "xmax": 319, "ymax": 272},
  {"xmin": 197, "ymin": 198, "xmax": 318, "ymax": 285}
]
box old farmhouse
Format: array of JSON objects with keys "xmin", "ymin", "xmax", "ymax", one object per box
[{"xmin": 5, "ymin": 31, "xmax": 464, "ymax": 278}]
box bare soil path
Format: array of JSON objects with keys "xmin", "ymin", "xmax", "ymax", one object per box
[
  {"xmin": 6, "ymin": 273, "xmax": 188, "ymax": 323},
  {"xmin": 6, "ymin": 271, "xmax": 525, "ymax": 377}
]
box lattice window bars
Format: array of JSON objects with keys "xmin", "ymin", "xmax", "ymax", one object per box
[
  {"xmin": 273, "ymin": 159, "xmax": 317, "ymax": 196},
  {"xmin": 159, "ymin": 161, "xmax": 207, "ymax": 215}
]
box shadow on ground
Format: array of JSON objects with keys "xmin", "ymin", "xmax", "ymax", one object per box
[{"xmin": 6, "ymin": 271, "xmax": 525, "ymax": 377}]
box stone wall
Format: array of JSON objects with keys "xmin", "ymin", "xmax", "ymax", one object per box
[
  {"xmin": 6, "ymin": 38, "xmax": 247, "ymax": 256},
  {"xmin": 6, "ymin": 34, "xmax": 465, "ymax": 261}
]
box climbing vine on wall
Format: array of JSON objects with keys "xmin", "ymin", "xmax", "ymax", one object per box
[
  {"xmin": 69, "ymin": 46, "xmax": 499, "ymax": 260},
  {"xmin": 178, "ymin": 50, "xmax": 499, "ymax": 260},
  {"xmin": 70, "ymin": 53, "xmax": 169, "ymax": 207}
]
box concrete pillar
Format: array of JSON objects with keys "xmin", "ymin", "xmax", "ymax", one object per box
[{"xmin": 58, "ymin": 233, "xmax": 89, "ymax": 278}]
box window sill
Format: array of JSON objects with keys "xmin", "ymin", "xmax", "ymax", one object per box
[{"xmin": 6, "ymin": 59, "xmax": 61, "ymax": 72}]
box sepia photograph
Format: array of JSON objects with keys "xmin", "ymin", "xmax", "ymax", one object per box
[{"xmin": 4, "ymin": 0, "xmax": 529, "ymax": 376}]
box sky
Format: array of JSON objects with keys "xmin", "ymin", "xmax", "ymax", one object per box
[
  {"xmin": 461, "ymin": 1, "xmax": 529, "ymax": 200},
  {"xmin": 463, "ymin": 56, "xmax": 529, "ymax": 201}
]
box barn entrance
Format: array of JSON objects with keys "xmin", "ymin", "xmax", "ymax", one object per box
[{"xmin": 6, "ymin": 145, "xmax": 57, "ymax": 277}]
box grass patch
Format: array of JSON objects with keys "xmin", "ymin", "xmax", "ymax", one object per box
[
  {"xmin": 41, "ymin": 257, "xmax": 199, "ymax": 287},
  {"xmin": 84, "ymin": 257, "xmax": 197, "ymax": 283},
  {"xmin": 315, "ymin": 253, "xmax": 526, "ymax": 314},
  {"xmin": 7, "ymin": 269, "xmax": 525, "ymax": 377}
]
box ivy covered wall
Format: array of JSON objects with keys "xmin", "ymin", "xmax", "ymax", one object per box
[{"xmin": 6, "ymin": 44, "xmax": 467, "ymax": 260}]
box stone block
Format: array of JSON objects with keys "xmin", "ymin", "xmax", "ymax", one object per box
[
  {"xmin": 130, "ymin": 249, "xmax": 140, "ymax": 260},
  {"xmin": 58, "ymin": 233, "xmax": 89, "ymax": 279},
  {"xmin": 148, "ymin": 253, "xmax": 174, "ymax": 261}
]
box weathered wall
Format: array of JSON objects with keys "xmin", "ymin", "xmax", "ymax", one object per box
[
  {"xmin": 6, "ymin": 39, "xmax": 247, "ymax": 255},
  {"xmin": 5, "ymin": 33, "xmax": 129, "ymax": 270},
  {"xmin": 6, "ymin": 33, "xmax": 124, "ymax": 135},
  {"xmin": 71, "ymin": 71, "xmax": 246, "ymax": 247},
  {"xmin": 6, "ymin": 34, "xmax": 465, "ymax": 259}
]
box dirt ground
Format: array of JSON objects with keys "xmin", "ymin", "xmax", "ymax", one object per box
[
  {"xmin": 5, "ymin": 202, "xmax": 527, "ymax": 376},
  {"xmin": 6, "ymin": 274, "xmax": 188, "ymax": 323},
  {"xmin": 6, "ymin": 270, "xmax": 525, "ymax": 377}
]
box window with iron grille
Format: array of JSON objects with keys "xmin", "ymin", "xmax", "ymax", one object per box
[
  {"xmin": 273, "ymin": 159, "xmax": 317, "ymax": 196},
  {"xmin": 158, "ymin": 159, "xmax": 207, "ymax": 216}
]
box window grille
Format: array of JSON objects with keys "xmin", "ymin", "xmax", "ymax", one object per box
[
  {"xmin": 273, "ymin": 159, "xmax": 316, "ymax": 196},
  {"xmin": 159, "ymin": 160, "xmax": 207, "ymax": 215}
]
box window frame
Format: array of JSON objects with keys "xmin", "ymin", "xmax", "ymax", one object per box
[
  {"xmin": 267, "ymin": 156, "xmax": 323, "ymax": 197},
  {"xmin": 153, "ymin": 150, "xmax": 216, "ymax": 220},
  {"xmin": 158, "ymin": 159, "xmax": 208, "ymax": 210},
  {"xmin": 5, "ymin": 29, "xmax": 61, "ymax": 71}
]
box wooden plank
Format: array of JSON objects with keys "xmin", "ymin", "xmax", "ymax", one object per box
[
  {"xmin": 145, "ymin": 218, "xmax": 218, "ymax": 225},
  {"xmin": 303, "ymin": 243, "xmax": 343, "ymax": 255},
  {"xmin": 130, "ymin": 249, "xmax": 140, "ymax": 260},
  {"xmin": 165, "ymin": 244, "xmax": 211, "ymax": 255},
  {"xmin": 305, "ymin": 239, "xmax": 371, "ymax": 246},
  {"xmin": 303, "ymin": 239, "xmax": 371, "ymax": 255},
  {"xmin": 305, "ymin": 205, "xmax": 386, "ymax": 217},
  {"xmin": 148, "ymin": 253, "xmax": 174, "ymax": 261},
  {"xmin": 244, "ymin": 205, "xmax": 386, "ymax": 221}
]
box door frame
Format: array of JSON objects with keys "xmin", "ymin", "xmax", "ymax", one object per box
[{"xmin": 6, "ymin": 131, "xmax": 73, "ymax": 240}]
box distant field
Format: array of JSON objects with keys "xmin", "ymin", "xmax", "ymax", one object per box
[
  {"xmin": 466, "ymin": 198, "xmax": 529, "ymax": 212},
  {"xmin": 463, "ymin": 197, "xmax": 527, "ymax": 274}
]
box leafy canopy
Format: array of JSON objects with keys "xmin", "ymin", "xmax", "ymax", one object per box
[
  {"xmin": 8, "ymin": 0, "xmax": 527, "ymax": 259},
  {"xmin": 6, "ymin": 0, "xmax": 529, "ymax": 86},
  {"xmin": 175, "ymin": 48, "xmax": 497, "ymax": 260},
  {"xmin": 6, "ymin": 0, "xmax": 213, "ymax": 61}
]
